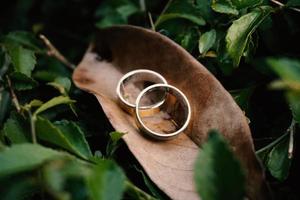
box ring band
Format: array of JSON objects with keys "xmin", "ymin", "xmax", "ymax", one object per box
[
  {"xmin": 116, "ymin": 69, "xmax": 168, "ymax": 114},
  {"xmin": 135, "ymin": 83, "xmax": 191, "ymax": 140}
]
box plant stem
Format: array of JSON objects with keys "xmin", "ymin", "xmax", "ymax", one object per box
[
  {"xmin": 6, "ymin": 75, "xmax": 21, "ymax": 113},
  {"xmin": 29, "ymin": 112, "xmax": 37, "ymax": 144},
  {"xmin": 270, "ymin": 0, "xmax": 300, "ymax": 13},
  {"xmin": 148, "ymin": 12, "xmax": 155, "ymax": 31},
  {"xmin": 288, "ymin": 119, "xmax": 296, "ymax": 158},
  {"xmin": 125, "ymin": 180, "xmax": 157, "ymax": 200},
  {"xmin": 39, "ymin": 34, "xmax": 75, "ymax": 70},
  {"xmin": 154, "ymin": 0, "xmax": 173, "ymax": 27},
  {"xmin": 139, "ymin": 0, "xmax": 146, "ymax": 12}
]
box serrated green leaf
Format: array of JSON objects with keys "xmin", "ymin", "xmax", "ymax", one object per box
[
  {"xmin": 86, "ymin": 160, "xmax": 125, "ymax": 200},
  {"xmin": 3, "ymin": 113, "xmax": 30, "ymax": 144},
  {"xmin": 7, "ymin": 45, "xmax": 36, "ymax": 76},
  {"xmin": 0, "ymin": 143, "xmax": 65, "ymax": 177},
  {"xmin": 267, "ymin": 135, "xmax": 291, "ymax": 181},
  {"xmin": 34, "ymin": 96, "xmax": 75, "ymax": 116},
  {"xmin": 194, "ymin": 130, "xmax": 246, "ymax": 200},
  {"xmin": 226, "ymin": 6, "xmax": 272, "ymax": 67},
  {"xmin": 9, "ymin": 72, "xmax": 38, "ymax": 91},
  {"xmin": 47, "ymin": 77, "xmax": 71, "ymax": 95},
  {"xmin": 156, "ymin": 0, "xmax": 206, "ymax": 27},
  {"xmin": 199, "ymin": 29, "xmax": 216, "ymax": 54},
  {"xmin": 35, "ymin": 117, "xmax": 92, "ymax": 159},
  {"xmin": 3, "ymin": 31, "xmax": 43, "ymax": 52}
]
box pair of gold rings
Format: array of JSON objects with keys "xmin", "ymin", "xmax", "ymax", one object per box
[{"xmin": 116, "ymin": 69, "xmax": 191, "ymax": 140}]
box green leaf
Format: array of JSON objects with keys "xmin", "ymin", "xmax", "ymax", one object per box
[
  {"xmin": 3, "ymin": 31, "xmax": 43, "ymax": 52},
  {"xmin": 212, "ymin": 0, "xmax": 263, "ymax": 15},
  {"xmin": 0, "ymin": 143, "xmax": 65, "ymax": 177},
  {"xmin": 35, "ymin": 117, "xmax": 92, "ymax": 159},
  {"xmin": 155, "ymin": 0, "xmax": 206, "ymax": 27},
  {"xmin": 226, "ymin": 6, "xmax": 272, "ymax": 67},
  {"xmin": 195, "ymin": 0, "xmax": 216, "ymax": 22},
  {"xmin": 194, "ymin": 130, "xmax": 246, "ymax": 200},
  {"xmin": 9, "ymin": 72, "xmax": 38, "ymax": 91},
  {"xmin": 199, "ymin": 29, "xmax": 216, "ymax": 54},
  {"xmin": 86, "ymin": 160, "xmax": 125, "ymax": 200},
  {"xmin": 287, "ymin": 92, "xmax": 300, "ymax": 123},
  {"xmin": 23, "ymin": 99, "xmax": 44, "ymax": 111},
  {"xmin": 34, "ymin": 96, "xmax": 75, "ymax": 116},
  {"xmin": 3, "ymin": 113, "xmax": 30, "ymax": 144},
  {"xmin": 211, "ymin": 0, "xmax": 239, "ymax": 15},
  {"xmin": 7, "ymin": 45, "xmax": 36, "ymax": 76},
  {"xmin": 267, "ymin": 135, "xmax": 291, "ymax": 181},
  {"xmin": 47, "ymin": 77, "xmax": 71, "ymax": 95},
  {"xmin": 106, "ymin": 131, "xmax": 125, "ymax": 157},
  {"xmin": 267, "ymin": 58, "xmax": 300, "ymax": 82}
]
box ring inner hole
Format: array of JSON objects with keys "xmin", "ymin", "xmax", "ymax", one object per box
[
  {"xmin": 120, "ymin": 73, "xmax": 165, "ymax": 106},
  {"xmin": 138, "ymin": 87, "xmax": 188, "ymax": 135}
]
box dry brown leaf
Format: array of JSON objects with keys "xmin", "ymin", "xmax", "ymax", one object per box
[{"xmin": 73, "ymin": 25, "xmax": 269, "ymax": 200}]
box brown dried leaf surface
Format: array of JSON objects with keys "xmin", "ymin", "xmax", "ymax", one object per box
[{"xmin": 73, "ymin": 25, "xmax": 268, "ymax": 200}]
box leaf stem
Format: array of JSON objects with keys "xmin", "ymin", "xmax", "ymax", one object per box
[
  {"xmin": 270, "ymin": 0, "xmax": 300, "ymax": 13},
  {"xmin": 6, "ymin": 75, "xmax": 21, "ymax": 113},
  {"xmin": 39, "ymin": 34, "xmax": 75, "ymax": 70},
  {"xmin": 125, "ymin": 180, "xmax": 157, "ymax": 200},
  {"xmin": 29, "ymin": 112, "xmax": 37, "ymax": 144},
  {"xmin": 288, "ymin": 119, "xmax": 296, "ymax": 158}
]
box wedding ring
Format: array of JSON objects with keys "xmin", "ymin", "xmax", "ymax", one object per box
[
  {"xmin": 116, "ymin": 69, "xmax": 168, "ymax": 114},
  {"xmin": 135, "ymin": 84, "xmax": 191, "ymax": 140}
]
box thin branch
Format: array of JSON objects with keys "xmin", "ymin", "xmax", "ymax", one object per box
[
  {"xmin": 6, "ymin": 75, "xmax": 21, "ymax": 113},
  {"xmin": 288, "ymin": 119, "xmax": 296, "ymax": 159},
  {"xmin": 270, "ymin": 0, "xmax": 300, "ymax": 13},
  {"xmin": 154, "ymin": 0, "xmax": 173, "ymax": 26},
  {"xmin": 148, "ymin": 12, "xmax": 156, "ymax": 31},
  {"xmin": 139, "ymin": 0, "xmax": 146, "ymax": 12},
  {"xmin": 39, "ymin": 34, "xmax": 75, "ymax": 70}
]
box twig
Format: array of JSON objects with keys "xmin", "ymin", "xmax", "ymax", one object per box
[
  {"xmin": 154, "ymin": 0, "xmax": 173, "ymax": 26},
  {"xmin": 148, "ymin": 12, "xmax": 156, "ymax": 31},
  {"xmin": 39, "ymin": 34, "xmax": 75, "ymax": 70},
  {"xmin": 270, "ymin": 0, "xmax": 300, "ymax": 13},
  {"xmin": 288, "ymin": 119, "xmax": 296, "ymax": 159},
  {"xmin": 125, "ymin": 180, "xmax": 157, "ymax": 200},
  {"xmin": 6, "ymin": 75, "xmax": 21, "ymax": 113},
  {"xmin": 139, "ymin": 0, "xmax": 146, "ymax": 12}
]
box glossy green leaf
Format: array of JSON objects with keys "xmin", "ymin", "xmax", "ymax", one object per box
[
  {"xmin": 3, "ymin": 113, "xmax": 29, "ymax": 144},
  {"xmin": 35, "ymin": 117, "xmax": 92, "ymax": 159},
  {"xmin": 226, "ymin": 6, "xmax": 272, "ymax": 67},
  {"xmin": 34, "ymin": 96, "xmax": 75, "ymax": 116},
  {"xmin": 86, "ymin": 160, "xmax": 125, "ymax": 200},
  {"xmin": 195, "ymin": 0, "xmax": 216, "ymax": 22},
  {"xmin": 0, "ymin": 143, "xmax": 65, "ymax": 177},
  {"xmin": 156, "ymin": 0, "xmax": 205, "ymax": 27},
  {"xmin": 199, "ymin": 29, "xmax": 216, "ymax": 54},
  {"xmin": 267, "ymin": 135, "xmax": 291, "ymax": 181},
  {"xmin": 7, "ymin": 45, "xmax": 36, "ymax": 76},
  {"xmin": 9, "ymin": 72, "xmax": 38, "ymax": 91},
  {"xmin": 194, "ymin": 130, "xmax": 246, "ymax": 200}
]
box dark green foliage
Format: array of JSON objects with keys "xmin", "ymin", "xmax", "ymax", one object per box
[
  {"xmin": 194, "ymin": 131, "xmax": 245, "ymax": 200},
  {"xmin": 0, "ymin": 0, "xmax": 300, "ymax": 199}
]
